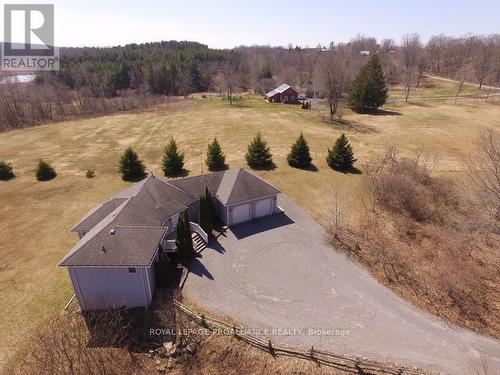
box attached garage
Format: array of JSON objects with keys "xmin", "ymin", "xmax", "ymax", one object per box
[
  {"xmin": 255, "ymin": 198, "xmax": 272, "ymax": 218},
  {"xmin": 231, "ymin": 203, "xmax": 251, "ymax": 224}
]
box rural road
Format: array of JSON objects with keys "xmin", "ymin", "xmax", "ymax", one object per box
[{"xmin": 184, "ymin": 195, "xmax": 500, "ymax": 374}]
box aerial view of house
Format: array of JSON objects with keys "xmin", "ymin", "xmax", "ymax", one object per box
[
  {"xmin": 59, "ymin": 168, "xmax": 280, "ymax": 310},
  {"xmin": 1, "ymin": 1, "xmax": 500, "ymax": 375}
]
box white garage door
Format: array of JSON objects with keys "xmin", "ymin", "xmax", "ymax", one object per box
[
  {"xmin": 255, "ymin": 198, "xmax": 272, "ymax": 218},
  {"xmin": 232, "ymin": 204, "xmax": 250, "ymax": 224}
]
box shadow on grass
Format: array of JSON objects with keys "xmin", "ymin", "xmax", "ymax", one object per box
[
  {"xmin": 371, "ymin": 108, "xmax": 402, "ymax": 116},
  {"xmin": 290, "ymin": 163, "xmax": 318, "ymax": 172},
  {"xmin": 248, "ymin": 162, "xmax": 277, "ymax": 171},
  {"xmin": 330, "ymin": 166, "xmax": 362, "ymax": 175},
  {"xmin": 323, "ymin": 118, "xmax": 379, "ymax": 134}
]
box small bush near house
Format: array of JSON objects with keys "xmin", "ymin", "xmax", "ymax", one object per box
[
  {"xmin": 245, "ymin": 133, "xmax": 274, "ymax": 170},
  {"xmin": 326, "ymin": 134, "xmax": 356, "ymax": 172},
  {"xmin": 86, "ymin": 169, "xmax": 95, "ymax": 178},
  {"xmin": 206, "ymin": 138, "xmax": 227, "ymax": 171},
  {"xmin": 162, "ymin": 138, "xmax": 185, "ymax": 177},
  {"xmin": 119, "ymin": 146, "xmax": 146, "ymax": 181},
  {"xmin": 0, "ymin": 160, "xmax": 15, "ymax": 180},
  {"xmin": 287, "ymin": 133, "xmax": 313, "ymax": 169},
  {"xmin": 301, "ymin": 101, "xmax": 311, "ymax": 109},
  {"xmin": 35, "ymin": 160, "xmax": 57, "ymax": 181}
]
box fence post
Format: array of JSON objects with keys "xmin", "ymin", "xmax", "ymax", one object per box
[
  {"xmin": 268, "ymin": 339, "xmax": 275, "ymax": 357},
  {"xmin": 200, "ymin": 314, "xmax": 207, "ymax": 328},
  {"xmin": 309, "ymin": 345, "xmax": 315, "ymax": 359},
  {"xmin": 233, "ymin": 324, "xmax": 239, "ymax": 338}
]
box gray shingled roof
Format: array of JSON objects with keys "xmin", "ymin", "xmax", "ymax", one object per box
[
  {"xmin": 265, "ymin": 83, "xmax": 291, "ymax": 98},
  {"xmin": 71, "ymin": 198, "xmax": 127, "ymax": 232},
  {"xmin": 216, "ymin": 168, "xmax": 280, "ymax": 205},
  {"xmin": 60, "ymin": 169, "xmax": 279, "ymax": 267}
]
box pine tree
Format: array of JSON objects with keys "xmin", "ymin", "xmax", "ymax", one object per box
[
  {"xmin": 287, "ymin": 133, "xmax": 312, "ymax": 169},
  {"xmin": 326, "ymin": 134, "xmax": 357, "ymax": 172},
  {"xmin": 206, "ymin": 138, "xmax": 227, "ymax": 171},
  {"xmin": 119, "ymin": 147, "xmax": 146, "ymax": 181},
  {"xmin": 176, "ymin": 210, "xmax": 196, "ymax": 266},
  {"xmin": 348, "ymin": 54, "xmax": 388, "ymax": 113},
  {"xmin": 36, "ymin": 160, "xmax": 57, "ymax": 181},
  {"xmin": 0, "ymin": 160, "xmax": 15, "ymax": 180},
  {"xmin": 162, "ymin": 138, "xmax": 185, "ymax": 177},
  {"xmin": 245, "ymin": 133, "xmax": 273, "ymax": 169},
  {"xmin": 198, "ymin": 187, "xmax": 213, "ymax": 236},
  {"xmin": 205, "ymin": 186, "xmax": 216, "ymax": 222}
]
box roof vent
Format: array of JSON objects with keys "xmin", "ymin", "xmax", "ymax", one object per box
[
  {"xmin": 101, "ymin": 246, "xmax": 106, "ymax": 253},
  {"xmin": 110, "ymin": 228, "xmax": 115, "ymax": 235}
]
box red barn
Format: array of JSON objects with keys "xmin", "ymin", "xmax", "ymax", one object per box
[{"xmin": 265, "ymin": 84, "xmax": 298, "ymax": 104}]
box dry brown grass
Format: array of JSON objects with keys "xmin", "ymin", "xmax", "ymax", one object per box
[
  {"xmin": 330, "ymin": 150, "xmax": 500, "ymax": 338},
  {"xmin": 1, "ymin": 81, "xmax": 500, "ymax": 372}
]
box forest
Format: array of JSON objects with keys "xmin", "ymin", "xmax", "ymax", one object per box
[{"xmin": 0, "ymin": 33, "xmax": 499, "ymax": 131}]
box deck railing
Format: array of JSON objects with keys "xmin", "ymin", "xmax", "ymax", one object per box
[{"xmin": 189, "ymin": 222, "xmax": 209, "ymax": 243}]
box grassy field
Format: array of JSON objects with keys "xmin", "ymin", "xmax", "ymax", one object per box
[{"xmin": 1, "ymin": 80, "xmax": 500, "ymax": 372}]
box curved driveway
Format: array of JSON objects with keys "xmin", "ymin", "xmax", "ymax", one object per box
[{"xmin": 184, "ymin": 195, "xmax": 500, "ymax": 374}]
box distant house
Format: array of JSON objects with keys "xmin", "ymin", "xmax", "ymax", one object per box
[
  {"xmin": 265, "ymin": 84, "xmax": 298, "ymax": 104},
  {"xmin": 360, "ymin": 50, "xmax": 370, "ymax": 56},
  {"xmin": 59, "ymin": 168, "xmax": 281, "ymax": 311}
]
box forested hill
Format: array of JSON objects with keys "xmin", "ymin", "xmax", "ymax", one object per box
[{"xmin": 57, "ymin": 41, "xmax": 224, "ymax": 96}]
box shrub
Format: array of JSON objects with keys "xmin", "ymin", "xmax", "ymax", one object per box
[
  {"xmin": 85, "ymin": 169, "xmax": 95, "ymax": 178},
  {"xmin": 348, "ymin": 54, "xmax": 388, "ymax": 113},
  {"xmin": 0, "ymin": 160, "xmax": 15, "ymax": 180},
  {"xmin": 326, "ymin": 134, "xmax": 356, "ymax": 171},
  {"xmin": 119, "ymin": 147, "xmax": 146, "ymax": 181},
  {"xmin": 36, "ymin": 160, "xmax": 57, "ymax": 181},
  {"xmin": 287, "ymin": 133, "xmax": 312, "ymax": 169},
  {"xmin": 162, "ymin": 138, "xmax": 184, "ymax": 177},
  {"xmin": 245, "ymin": 133, "xmax": 273, "ymax": 169},
  {"xmin": 301, "ymin": 101, "xmax": 311, "ymax": 110},
  {"xmin": 206, "ymin": 138, "xmax": 227, "ymax": 171}
]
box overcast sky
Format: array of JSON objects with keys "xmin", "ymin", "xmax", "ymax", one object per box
[{"xmin": 2, "ymin": 0, "xmax": 500, "ymax": 48}]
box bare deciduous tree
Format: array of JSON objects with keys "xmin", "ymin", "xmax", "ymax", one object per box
[
  {"xmin": 314, "ymin": 53, "xmax": 351, "ymax": 121},
  {"xmin": 466, "ymin": 129, "xmax": 500, "ymax": 218}
]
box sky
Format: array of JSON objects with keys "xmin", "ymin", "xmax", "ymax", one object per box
[{"xmin": 2, "ymin": 0, "xmax": 500, "ymax": 48}]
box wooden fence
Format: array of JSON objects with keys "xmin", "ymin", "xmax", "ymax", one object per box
[{"xmin": 174, "ymin": 300, "xmax": 440, "ymax": 375}]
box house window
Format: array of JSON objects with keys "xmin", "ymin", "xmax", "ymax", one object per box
[
  {"xmin": 291, "ymin": 96, "xmax": 295, "ymax": 101},
  {"xmin": 128, "ymin": 267, "xmax": 136, "ymax": 273},
  {"xmin": 284, "ymin": 95, "xmax": 288, "ymax": 101}
]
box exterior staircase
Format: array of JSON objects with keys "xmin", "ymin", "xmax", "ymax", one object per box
[{"xmin": 192, "ymin": 232, "xmax": 207, "ymax": 253}]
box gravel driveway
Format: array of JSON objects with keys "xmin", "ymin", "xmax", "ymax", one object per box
[{"xmin": 183, "ymin": 195, "xmax": 500, "ymax": 374}]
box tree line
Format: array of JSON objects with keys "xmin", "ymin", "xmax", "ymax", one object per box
[{"xmin": 1, "ymin": 33, "xmax": 498, "ymax": 132}]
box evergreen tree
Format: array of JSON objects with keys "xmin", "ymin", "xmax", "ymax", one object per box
[
  {"xmin": 119, "ymin": 147, "xmax": 146, "ymax": 181},
  {"xmin": 326, "ymin": 134, "xmax": 357, "ymax": 172},
  {"xmin": 198, "ymin": 187, "xmax": 213, "ymax": 236},
  {"xmin": 176, "ymin": 210, "xmax": 196, "ymax": 266},
  {"xmin": 0, "ymin": 160, "xmax": 15, "ymax": 180},
  {"xmin": 245, "ymin": 132, "xmax": 273, "ymax": 169},
  {"xmin": 36, "ymin": 160, "xmax": 57, "ymax": 181},
  {"xmin": 205, "ymin": 186, "xmax": 216, "ymax": 222},
  {"xmin": 348, "ymin": 54, "xmax": 388, "ymax": 113},
  {"xmin": 287, "ymin": 133, "xmax": 312, "ymax": 169},
  {"xmin": 206, "ymin": 138, "xmax": 227, "ymax": 171},
  {"xmin": 155, "ymin": 245, "xmax": 175, "ymax": 287},
  {"xmin": 162, "ymin": 138, "xmax": 185, "ymax": 177}
]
